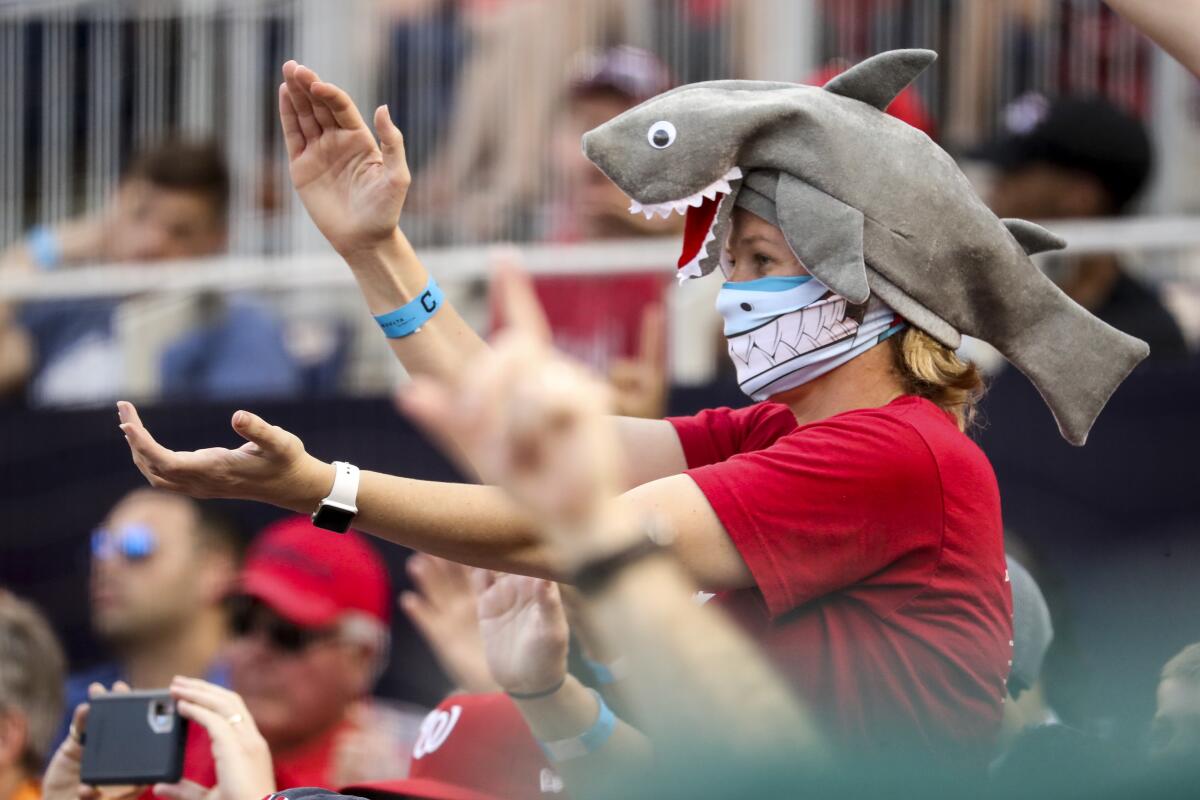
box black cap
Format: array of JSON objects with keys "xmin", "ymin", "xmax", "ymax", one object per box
[{"xmin": 975, "ymin": 92, "xmax": 1154, "ymax": 211}]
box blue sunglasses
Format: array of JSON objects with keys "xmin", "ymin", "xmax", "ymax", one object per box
[{"xmin": 91, "ymin": 523, "xmax": 158, "ymax": 561}]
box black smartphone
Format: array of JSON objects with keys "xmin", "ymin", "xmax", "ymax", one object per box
[{"xmin": 79, "ymin": 691, "xmax": 188, "ymax": 785}]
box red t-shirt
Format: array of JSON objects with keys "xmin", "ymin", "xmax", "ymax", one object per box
[
  {"xmin": 492, "ymin": 274, "xmax": 666, "ymax": 374},
  {"xmin": 668, "ymin": 396, "xmax": 1013, "ymax": 761}
]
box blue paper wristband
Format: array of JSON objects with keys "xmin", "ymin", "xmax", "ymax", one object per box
[
  {"xmin": 373, "ymin": 277, "xmax": 444, "ymax": 338},
  {"xmin": 28, "ymin": 226, "xmax": 62, "ymax": 270},
  {"xmin": 578, "ymin": 689, "xmax": 617, "ymax": 752},
  {"xmin": 537, "ymin": 689, "xmax": 617, "ymax": 762}
]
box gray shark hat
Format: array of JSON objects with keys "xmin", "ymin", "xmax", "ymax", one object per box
[{"xmin": 580, "ymin": 49, "xmax": 1149, "ymax": 445}]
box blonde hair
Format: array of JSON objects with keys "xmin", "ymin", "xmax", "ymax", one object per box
[
  {"xmin": 889, "ymin": 327, "xmax": 985, "ymax": 432},
  {"xmin": 0, "ymin": 592, "xmax": 66, "ymax": 773}
]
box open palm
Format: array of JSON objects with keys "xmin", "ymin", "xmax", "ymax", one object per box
[
  {"xmin": 475, "ymin": 572, "xmax": 570, "ymax": 696},
  {"xmin": 279, "ymin": 61, "xmax": 410, "ymax": 255}
]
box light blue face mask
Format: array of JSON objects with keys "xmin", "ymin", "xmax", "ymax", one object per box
[{"xmin": 715, "ymin": 275, "xmax": 906, "ymax": 401}]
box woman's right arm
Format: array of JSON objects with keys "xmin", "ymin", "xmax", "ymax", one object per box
[{"xmin": 277, "ymin": 62, "xmax": 685, "ymax": 487}]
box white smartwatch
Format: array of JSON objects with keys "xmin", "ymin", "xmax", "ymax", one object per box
[{"xmin": 311, "ymin": 461, "xmax": 360, "ymax": 533}]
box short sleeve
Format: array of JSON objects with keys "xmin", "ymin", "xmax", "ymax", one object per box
[
  {"xmin": 667, "ymin": 403, "xmax": 797, "ymax": 468},
  {"xmin": 685, "ymin": 410, "xmax": 945, "ymax": 617}
]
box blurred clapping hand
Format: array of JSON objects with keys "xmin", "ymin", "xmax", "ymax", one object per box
[{"xmin": 399, "ymin": 554, "xmax": 501, "ymax": 694}]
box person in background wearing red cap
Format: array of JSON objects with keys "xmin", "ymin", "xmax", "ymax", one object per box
[
  {"xmin": 343, "ymin": 693, "xmax": 565, "ymax": 800},
  {"xmin": 163, "ymin": 517, "xmax": 415, "ymax": 796},
  {"xmin": 517, "ymin": 44, "xmax": 681, "ymax": 421}
]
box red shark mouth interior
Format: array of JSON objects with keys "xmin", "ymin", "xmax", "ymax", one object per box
[
  {"xmin": 679, "ymin": 195, "xmax": 721, "ymax": 269},
  {"xmin": 627, "ymin": 166, "xmax": 742, "ymax": 280}
]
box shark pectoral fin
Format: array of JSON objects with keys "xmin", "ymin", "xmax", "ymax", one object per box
[
  {"xmin": 823, "ymin": 49, "xmax": 938, "ymax": 111},
  {"xmin": 773, "ymin": 174, "xmax": 871, "ymax": 304},
  {"xmin": 1003, "ymin": 219, "xmax": 1068, "ymax": 256}
]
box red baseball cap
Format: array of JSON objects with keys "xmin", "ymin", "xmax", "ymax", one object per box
[
  {"xmin": 237, "ymin": 516, "xmax": 391, "ymax": 628},
  {"xmin": 343, "ymin": 694, "xmax": 563, "ymax": 800}
]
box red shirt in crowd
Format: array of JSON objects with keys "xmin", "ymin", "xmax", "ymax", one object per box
[
  {"xmin": 668, "ymin": 395, "xmax": 1013, "ymax": 761},
  {"xmin": 171, "ymin": 719, "xmax": 349, "ymax": 793}
]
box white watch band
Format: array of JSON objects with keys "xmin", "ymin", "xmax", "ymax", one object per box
[{"xmin": 324, "ymin": 461, "xmax": 360, "ymax": 511}]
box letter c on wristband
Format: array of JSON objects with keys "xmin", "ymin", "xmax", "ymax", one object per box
[{"xmin": 373, "ymin": 277, "xmax": 445, "ymax": 338}]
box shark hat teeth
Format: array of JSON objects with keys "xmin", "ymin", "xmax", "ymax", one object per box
[
  {"xmin": 627, "ymin": 166, "xmax": 744, "ymax": 221},
  {"xmin": 622, "ymin": 165, "xmax": 745, "ymax": 283}
]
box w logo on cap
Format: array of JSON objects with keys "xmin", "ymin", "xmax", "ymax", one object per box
[{"xmin": 412, "ymin": 704, "xmax": 462, "ymax": 759}]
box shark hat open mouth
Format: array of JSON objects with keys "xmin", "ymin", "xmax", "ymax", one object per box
[{"xmin": 627, "ymin": 166, "xmax": 742, "ymax": 281}]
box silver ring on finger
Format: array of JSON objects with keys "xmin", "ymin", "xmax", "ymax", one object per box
[{"xmin": 227, "ymin": 713, "xmax": 245, "ymax": 726}]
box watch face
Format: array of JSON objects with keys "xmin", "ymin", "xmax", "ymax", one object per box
[{"xmin": 312, "ymin": 504, "xmax": 355, "ymax": 533}]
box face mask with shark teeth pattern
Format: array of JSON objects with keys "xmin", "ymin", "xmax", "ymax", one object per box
[{"xmin": 717, "ymin": 275, "xmax": 907, "ymax": 401}]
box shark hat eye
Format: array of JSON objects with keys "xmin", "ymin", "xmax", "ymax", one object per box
[{"xmin": 647, "ymin": 121, "xmax": 676, "ymax": 149}]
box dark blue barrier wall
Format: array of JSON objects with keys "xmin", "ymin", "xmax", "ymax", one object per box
[
  {"xmin": 1, "ymin": 363, "xmax": 1196, "ymax": 734},
  {"xmin": 0, "ymin": 382, "xmax": 746, "ymax": 705}
]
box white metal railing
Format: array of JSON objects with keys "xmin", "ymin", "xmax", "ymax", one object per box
[
  {"xmin": 3, "ymin": 216, "xmax": 1199, "ymax": 302},
  {"xmin": 2, "ymin": 0, "xmax": 1193, "ymax": 257}
]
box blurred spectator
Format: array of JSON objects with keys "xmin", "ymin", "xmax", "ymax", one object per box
[
  {"xmin": 988, "ymin": 555, "xmax": 1120, "ymax": 789},
  {"xmin": 411, "ymin": 0, "xmax": 631, "ymax": 242},
  {"xmin": 41, "ymin": 678, "xmax": 276, "ymax": 800},
  {"xmin": 1000, "ymin": 556, "xmax": 1058, "ymax": 740},
  {"xmin": 977, "ymin": 93, "xmax": 1187, "ymax": 359},
  {"xmin": 540, "ymin": 46, "xmax": 677, "ymax": 244},
  {"xmin": 1149, "ymin": 642, "xmax": 1200, "ymax": 763},
  {"xmin": 178, "ymin": 517, "xmax": 413, "ymax": 790},
  {"xmin": 57, "ymin": 490, "xmax": 242, "ymax": 746},
  {"xmin": 0, "ymin": 140, "xmax": 300, "ymax": 407},
  {"xmin": 508, "ymin": 46, "xmax": 678, "ymax": 417},
  {"xmin": 0, "ymin": 592, "xmax": 65, "ymax": 800},
  {"xmin": 343, "ymin": 693, "xmax": 563, "ymax": 800}
]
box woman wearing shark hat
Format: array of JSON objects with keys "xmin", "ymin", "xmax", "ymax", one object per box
[{"xmin": 118, "ymin": 52, "xmax": 1147, "ymax": 762}]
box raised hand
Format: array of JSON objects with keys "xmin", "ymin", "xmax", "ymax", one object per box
[
  {"xmin": 280, "ymin": 60, "xmax": 410, "ymax": 257},
  {"xmin": 473, "ymin": 571, "xmax": 570, "ymax": 696},
  {"xmin": 154, "ymin": 677, "xmax": 275, "ymax": 800},
  {"xmin": 609, "ymin": 302, "xmax": 668, "ymax": 420},
  {"xmin": 400, "ymin": 554, "xmax": 500, "ymax": 693},
  {"xmin": 117, "ymin": 400, "xmax": 331, "ymax": 511}
]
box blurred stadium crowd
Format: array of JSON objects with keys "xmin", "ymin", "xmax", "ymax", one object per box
[{"xmin": 1, "ymin": 1, "xmax": 1199, "ymax": 799}]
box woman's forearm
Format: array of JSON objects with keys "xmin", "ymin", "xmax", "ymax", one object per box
[
  {"xmin": 585, "ymin": 554, "xmax": 824, "ymax": 760},
  {"xmin": 342, "ymin": 229, "xmax": 489, "ymax": 384},
  {"xmin": 284, "ymin": 458, "xmax": 554, "ymax": 576}
]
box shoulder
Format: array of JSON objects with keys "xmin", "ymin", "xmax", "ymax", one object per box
[
  {"xmin": 672, "ymin": 402, "xmax": 796, "ymax": 440},
  {"xmin": 783, "ymin": 396, "xmax": 944, "ymax": 466}
]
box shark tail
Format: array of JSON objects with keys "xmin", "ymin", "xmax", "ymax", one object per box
[{"xmin": 996, "ymin": 285, "xmax": 1149, "ymax": 446}]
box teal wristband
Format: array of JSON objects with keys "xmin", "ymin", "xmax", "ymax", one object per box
[
  {"xmin": 28, "ymin": 226, "xmax": 62, "ymax": 270},
  {"xmin": 373, "ymin": 277, "xmax": 444, "ymax": 338},
  {"xmin": 537, "ymin": 689, "xmax": 617, "ymax": 763}
]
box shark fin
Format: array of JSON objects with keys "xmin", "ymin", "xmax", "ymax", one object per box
[
  {"xmin": 823, "ymin": 49, "xmax": 938, "ymax": 111},
  {"xmin": 773, "ymin": 174, "xmax": 871, "ymax": 305},
  {"xmin": 1003, "ymin": 218, "xmax": 1068, "ymax": 256}
]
